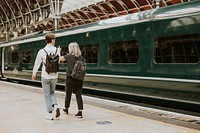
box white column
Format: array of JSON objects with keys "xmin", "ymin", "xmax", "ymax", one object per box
[
  {"xmin": 52, "ymin": 0, "xmax": 60, "ymax": 31},
  {"xmin": 13, "ymin": 32, "xmax": 18, "ymax": 38},
  {"xmin": 5, "ymin": 32, "xmax": 8, "ymax": 42}
]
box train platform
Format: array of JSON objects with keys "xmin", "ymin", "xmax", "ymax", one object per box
[{"xmin": 0, "ymin": 80, "xmax": 200, "ymax": 133}]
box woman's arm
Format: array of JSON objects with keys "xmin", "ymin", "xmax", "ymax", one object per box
[{"xmin": 59, "ymin": 56, "xmax": 66, "ymax": 62}]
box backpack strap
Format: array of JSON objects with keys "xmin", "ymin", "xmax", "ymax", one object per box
[
  {"xmin": 79, "ymin": 56, "xmax": 84, "ymax": 62},
  {"xmin": 74, "ymin": 56, "xmax": 82, "ymax": 63},
  {"xmin": 43, "ymin": 48, "xmax": 48, "ymax": 55},
  {"xmin": 42, "ymin": 49, "xmax": 48, "ymax": 65},
  {"xmin": 43, "ymin": 48, "xmax": 57, "ymax": 55},
  {"xmin": 54, "ymin": 48, "xmax": 58, "ymax": 55}
]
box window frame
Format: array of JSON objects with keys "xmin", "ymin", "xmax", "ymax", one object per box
[{"xmin": 153, "ymin": 33, "xmax": 200, "ymax": 64}]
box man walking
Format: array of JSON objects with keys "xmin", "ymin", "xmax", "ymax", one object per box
[{"xmin": 32, "ymin": 33, "xmax": 61, "ymax": 120}]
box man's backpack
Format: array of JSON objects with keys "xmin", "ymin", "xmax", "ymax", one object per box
[
  {"xmin": 43, "ymin": 48, "xmax": 59, "ymax": 74},
  {"xmin": 71, "ymin": 56, "xmax": 86, "ymax": 80}
]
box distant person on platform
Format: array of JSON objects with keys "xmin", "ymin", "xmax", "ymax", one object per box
[{"xmin": 31, "ymin": 33, "xmax": 61, "ymax": 120}]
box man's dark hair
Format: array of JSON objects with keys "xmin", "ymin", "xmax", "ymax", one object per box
[{"xmin": 45, "ymin": 33, "xmax": 55, "ymax": 44}]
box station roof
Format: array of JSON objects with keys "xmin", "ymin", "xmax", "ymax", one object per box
[{"xmin": 0, "ymin": 0, "xmax": 191, "ymax": 42}]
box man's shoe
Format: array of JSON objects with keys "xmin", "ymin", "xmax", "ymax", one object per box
[
  {"xmin": 75, "ymin": 111, "xmax": 82, "ymax": 118},
  {"xmin": 63, "ymin": 108, "xmax": 68, "ymax": 115},
  {"xmin": 46, "ymin": 113, "xmax": 54, "ymax": 120},
  {"xmin": 55, "ymin": 108, "xmax": 60, "ymax": 118}
]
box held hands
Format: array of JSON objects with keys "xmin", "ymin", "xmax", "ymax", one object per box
[{"xmin": 59, "ymin": 56, "xmax": 66, "ymax": 62}]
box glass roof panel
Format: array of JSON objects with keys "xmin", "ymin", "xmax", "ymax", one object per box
[{"xmin": 61, "ymin": 0, "xmax": 103, "ymax": 14}]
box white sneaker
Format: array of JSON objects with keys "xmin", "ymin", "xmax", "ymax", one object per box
[{"xmin": 46, "ymin": 113, "xmax": 54, "ymax": 120}]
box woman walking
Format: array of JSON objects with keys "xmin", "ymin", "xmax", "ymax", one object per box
[{"xmin": 60, "ymin": 42, "xmax": 85, "ymax": 118}]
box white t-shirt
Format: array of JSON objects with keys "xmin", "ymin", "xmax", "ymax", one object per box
[{"xmin": 32, "ymin": 44, "xmax": 60, "ymax": 79}]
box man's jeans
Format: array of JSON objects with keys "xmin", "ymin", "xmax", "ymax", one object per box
[{"xmin": 41, "ymin": 78, "xmax": 58, "ymax": 112}]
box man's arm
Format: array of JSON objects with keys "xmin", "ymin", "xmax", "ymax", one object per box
[{"xmin": 32, "ymin": 50, "xmax": 42, "ymax": 80}]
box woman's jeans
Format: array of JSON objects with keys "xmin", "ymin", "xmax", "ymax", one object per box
[
  {"xmin": 41, "ymin": 78, "xmax": 58, "ymax": 113},
  {"xmin": 65, "ymin": 76, "xmax": 83, "ymax": 110}
]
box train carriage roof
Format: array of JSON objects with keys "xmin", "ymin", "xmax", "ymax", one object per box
[{"xmin": 0, "ymin": 0, "xmax": 194, "ymax": 43}]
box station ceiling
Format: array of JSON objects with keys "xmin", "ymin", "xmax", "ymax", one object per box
[{"xmin": 0, "ymin": 0, "xmax": 191, "ymax": 42}]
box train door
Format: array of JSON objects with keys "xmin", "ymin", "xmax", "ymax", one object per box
[
  {"xmin": 0, "ymin": 47, "xmax": 3, "ymax": 77},
  {"xmin": 0, "ymin": 47, "xmax": 1, "ymax": 77}
]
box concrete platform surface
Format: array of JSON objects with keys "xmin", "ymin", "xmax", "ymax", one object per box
[{"xmin": 0, "ymin": 81, "xmax": 200, "ymax": 133}]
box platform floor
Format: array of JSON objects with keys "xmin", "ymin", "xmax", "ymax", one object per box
[{"xmin": 0, "ymin": 81, "xmax": 200, "ymax": 133}]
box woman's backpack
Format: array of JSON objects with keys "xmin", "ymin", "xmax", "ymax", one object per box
[{"xmin": 71, "ymin": 56, "xmax": 86, "ymax": 80}]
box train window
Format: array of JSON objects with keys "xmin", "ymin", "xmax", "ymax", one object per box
[
  {"xmin": 22, "ymin": 50, "xmax": 32, "ymax": 63},
  {"xmin": 11, "ymin": 45, "xmax": 19, "ymax": 64},
  {"xmin": 108, "ymin": 40, "xmax": 139, "ymax": 63},
  {"xmin": 60, "ymin": 47, "xmax": 68, "ymax": 63},
  {"xmin": 80, "ymin": 44, "xmax": 98, "ymax": 63},
  {"xmin": 154, "ymin": 33, "xmax": 200, "ymax": 63}
]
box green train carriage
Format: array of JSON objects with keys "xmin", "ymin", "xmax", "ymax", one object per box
[{"xmin": 1, "ymin": 0, "xmax": 200, "ymax": 105}]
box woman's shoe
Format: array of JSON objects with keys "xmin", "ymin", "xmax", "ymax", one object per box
[
  {"xmin": 63, "ymin": 108, "xmax": 68, "ymax": 115},
  {"xmin": 75, "ymin": 111, "xmax": 82, "ymax": 118}
]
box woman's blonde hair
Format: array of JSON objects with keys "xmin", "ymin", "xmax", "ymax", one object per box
[{"xmin": 68, "ymin": 42, "xmax": 82, "ymax": 57}]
